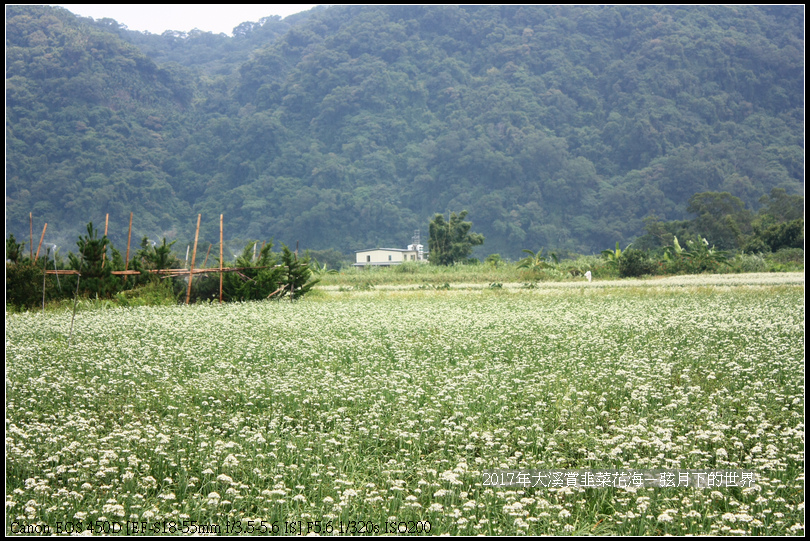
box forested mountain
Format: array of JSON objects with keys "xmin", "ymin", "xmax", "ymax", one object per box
[{"xmin": 6, "ymin": 5, "xmax": 804, "ymax": 258}]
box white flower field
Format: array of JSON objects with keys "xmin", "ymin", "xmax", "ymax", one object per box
[{"xmin": 6, "ymin": 275, "xmax": 804, "ymax": 535}]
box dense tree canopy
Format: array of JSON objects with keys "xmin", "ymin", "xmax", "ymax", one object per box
[
  {"xmin": 5, "ymin": 5, "xmax": 804, "ymax": 259},
  {"xmin": 428, "ymin": 211, "xmax": 485, "ymax": 266}
]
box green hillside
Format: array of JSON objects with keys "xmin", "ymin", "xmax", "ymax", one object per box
[{"xmin": 5, "ymin": 5, "xmax": 804, "ymax": 258}]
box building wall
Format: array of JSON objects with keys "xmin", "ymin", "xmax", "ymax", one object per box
[{"xmin": 355, "ymin": 249, "xmax": 419, "ymax": 265}]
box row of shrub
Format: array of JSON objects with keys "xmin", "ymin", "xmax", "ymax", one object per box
[
  {"xmin": 515, "ymin": 236, "xmax": 803, "ymax": 280},
  {"xmin": 6, "ymin": 223, "xmax": 319, "ymax": 311},
  {"xmin": 608, "ymin": 237, "xmax": 803, "ymax": 278}
]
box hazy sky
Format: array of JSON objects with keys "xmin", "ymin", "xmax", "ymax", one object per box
[{"xmin": 52, "ymin": 4, "xmax": 319, "ymax": 36}]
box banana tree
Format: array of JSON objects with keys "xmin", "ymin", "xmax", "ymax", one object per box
[
  {"xmin": 310, "ymin": 260, "xmax": 339, "ymax": 276},
  {"xmin": 663, "ymin": 236, "xmax": 684, "ymax": 262},
  {"xmin": 683, "ymin": 236, "xmax": 729, "ymax": 272},
  {"xmin": 601, "ymin": 242, "xmax": 630, "ymax": 267},
  {"xmin": 664, "ymin": 235, "xmax": 728, "ymax": 273},
  {"xmin": 517, "ymin": 248, "xmax": 558, "ymax": 272}
]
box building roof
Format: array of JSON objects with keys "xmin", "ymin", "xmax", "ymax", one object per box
[{"xmin": 354, "ymin": 248, "xmax": 415, "ymax": 253}]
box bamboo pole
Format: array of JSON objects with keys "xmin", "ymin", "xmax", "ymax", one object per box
[
  {"xmin": 185, "ymin": 214, "xmax": 201, "ymax": 304},
  {"xmin": 42, "ymin": 247, "xmax": 49, "ymax": 315},
  {"xmin": 202, "ymin": 244, "xmax": 212, "ymax": 269},
  {"xmin": 101, "ymin": 213, "xmax": 109, "ymax": 268},
  {"xmin": 124, "ymin": 212, "xmax": 133, "ymax": 284},
  {"xmin": 53, "ymin": 247, "xmax": 61, "ymax": 291},
  {"xmin": 34, "ymin": 223, "xmax": 47, "ymax": 261},
  {"xmin": 219, "ymin": 214, "xmax": 223, "ymax": 304},
  {"xmin": 29, "ymin": 213, "xmax": 33, "ymax": 260},
  {"xmin": 290, "ymin": 241, "xmax": 297, "ymax": 302},
  {"xmin": 68, "ymin": 244, "xmax": 85, "ymax": 347}
]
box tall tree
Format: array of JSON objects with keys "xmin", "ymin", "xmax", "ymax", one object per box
[
  {"xmin": 428, "ymin": 210, "xmax": 485, "ymax": 265},
  {"xmin": 686, "ymin": 192, "xmax": 752, "ymax": 250},
  {"xmin": 757, "ymin": 188, "xmax": 804, "ymax": 225}
]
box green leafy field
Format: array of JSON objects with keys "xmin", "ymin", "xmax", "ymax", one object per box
[{"xmin": 6, "ymin": 275, "xmax": 804, "ymax": 535}]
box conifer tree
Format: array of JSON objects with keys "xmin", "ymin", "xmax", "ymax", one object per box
[{"xmin": 280, "ymin": 245, "xmax": 319, "ymax": 300}]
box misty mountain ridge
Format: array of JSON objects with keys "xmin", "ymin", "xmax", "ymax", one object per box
[{"xmin": 6, "ymin": 5, "xmax": 803, "ymax": 258}]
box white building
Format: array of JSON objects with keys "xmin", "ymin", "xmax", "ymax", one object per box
[{"xmin": 354, "ymin": 243, "xmax": 427, "ymax": 267}]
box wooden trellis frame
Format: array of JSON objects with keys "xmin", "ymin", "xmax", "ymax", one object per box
[
  {"xmin": 45, "ymin": 266, "xmax": 278, "ymax": 276},
  {"xmin": 33, "ymin": 212, "xmax": 300, "ymax": 305}
]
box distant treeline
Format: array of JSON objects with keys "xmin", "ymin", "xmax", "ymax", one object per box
[{"xmin": 7, "ymin": 185, "xmax": 802, "ymax": 310}]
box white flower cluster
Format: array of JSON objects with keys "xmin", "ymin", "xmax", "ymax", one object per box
[{"xmin": 5, "ymin": 281, "xmax": 803, "ymax": 535}]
